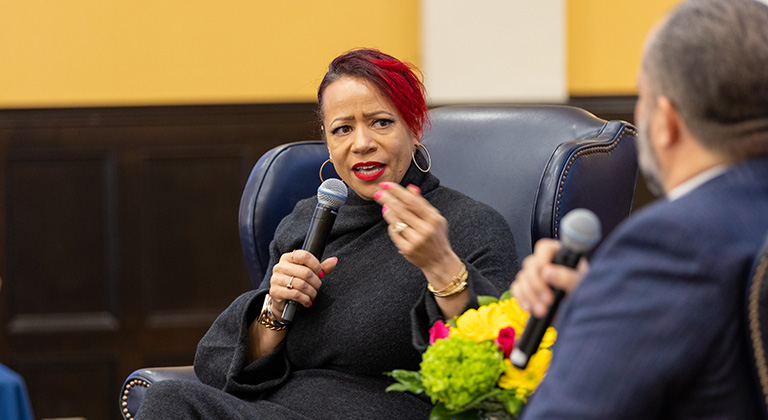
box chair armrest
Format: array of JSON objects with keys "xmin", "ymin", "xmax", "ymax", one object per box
[{"xmin": 119, "ymin": 366, "xmax": 199, "ymax": 420}]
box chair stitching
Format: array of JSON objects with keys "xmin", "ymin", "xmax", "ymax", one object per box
[{"xmin": 553, "ymin": 126, "xmax": 637, "ymax": 237}]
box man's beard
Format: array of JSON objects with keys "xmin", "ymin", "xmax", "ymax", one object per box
[{"xmin": 636, "ymin": 118, "xmax": 666, "ymax": 197}]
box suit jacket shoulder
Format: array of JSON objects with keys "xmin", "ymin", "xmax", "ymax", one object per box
[{"xmin": 522, "ymin": 158, "xmax": 768, "ymax": 420}]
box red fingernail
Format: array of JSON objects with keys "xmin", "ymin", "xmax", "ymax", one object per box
[
  {"xmin": 319, "ymin": 270, "xmax": 324, "ymax": 279},
  {"xmin": 379, "ymin": 182, "xmax": 393, "ymax": 190},
  {"xmin": 309, "ymin": 301, "xmax": 313, "ymax": 307},
  {"xmin": 382, "ymin": 204, "xmax": 388, "ymax": 214},
  {"xmin": 408, "ymin": 184, "xmax": 421, "ymax": 194},
  {"xmin": 373, "ymin": 190, "xmax": 384, "ymax": 200}
]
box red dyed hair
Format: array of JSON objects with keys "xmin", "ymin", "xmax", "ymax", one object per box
[{"xmin": 317, "ymin": 48, "xmax": 429, "ymax": 139}]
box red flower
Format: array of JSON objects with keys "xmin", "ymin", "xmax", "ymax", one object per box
[
  {"xmin": 429, "ymin": 320, "xmax": 451, "ymax": 345},
  {"xmin": 495, "ymin": 326, "xmax": 516, "ymax": 358}
]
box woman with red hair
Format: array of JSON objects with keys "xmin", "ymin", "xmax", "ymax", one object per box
[{"xmin": 137, "ymin": 48, "xmax": 516, "ymax": 419}]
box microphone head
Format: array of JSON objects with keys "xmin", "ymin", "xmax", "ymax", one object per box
[
  {"xmin": 560, "ymin": 208, "xmax": 602, "ymax": 254},
  {"xmin": 317, "ymin": 178, "xmax": 347, "ymax": 209}
]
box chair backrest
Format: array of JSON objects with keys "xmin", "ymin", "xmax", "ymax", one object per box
[
  {"xmin": 423, "ymin": 105, "xmax": 637, "ymax": 263},
  {"xmin": 239, "ymin": 105, "xmax": 638, "ymax": 288},
  {"xmin": 747, "ymin": 232, "xmax": 768, "ymax": 419}
]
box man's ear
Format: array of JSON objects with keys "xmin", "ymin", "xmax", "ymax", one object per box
[{"xmin": 653, "ymin": 95, "xmax": 682, "ymax": 149}]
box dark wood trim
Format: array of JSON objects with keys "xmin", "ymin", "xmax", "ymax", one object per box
[
  {"xmin": 0, "ymin": 98, "xmax": 636, "ymax": 127},
  {"xmin": 429, "ymin": 95, "xmax": 637, "ymax": 125},
  {"xmin": 0, "ymin": 102, "xmax": 321, "ymax": 130},
  {"xmin": 567, "ymin": 95, "xmax": 637, "ymax": 124}
]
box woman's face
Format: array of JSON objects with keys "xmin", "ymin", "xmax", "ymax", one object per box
[{"xmin": 321, "ymin": 76, "xmax": 419, "ymax": 200}]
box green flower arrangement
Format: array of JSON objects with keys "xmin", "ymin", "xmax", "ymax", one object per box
[{"xmin": 421, "ymin": 338, "xmax": 506, "ymax": 411}]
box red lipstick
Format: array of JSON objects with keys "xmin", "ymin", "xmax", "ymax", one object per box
[{"xmin": 353, "ymin": 161, "xmax": 386, "ymax": 181}]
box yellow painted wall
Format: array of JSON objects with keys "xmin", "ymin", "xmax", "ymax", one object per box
[
  {"xmin": 566, "ymin": 0, "xmax": 682, "ymax": 96},
  {"xmin": 1, "ymin": 1, "xmax": 686, "ymax": 107},
  {"xmin": 0, "ymin": 0, "xmax": 419, "ymax": 108}
]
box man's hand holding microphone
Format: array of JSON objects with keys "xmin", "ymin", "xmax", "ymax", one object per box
[{"xmin": 510, "ymin": 209, "xmax": 601, "ymax": 369}]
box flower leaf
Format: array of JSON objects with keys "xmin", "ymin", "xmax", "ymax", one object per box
[
  {"xmin": 386, "ymin": 382, "xmax": 422, "ymax": 393},
  {"xmin": 477, "ymin": 295, "xmax": 498, "ymax": 307},
  {"xmin": 385, "ymin": 369, "xmax": 425, "ymax": 394},
  {"xmin": 461, "ymin": 388, "xmax": 502, "ymax": 410},
  {"xmin": 499, "ymin": 290, "xmax": 512, "ymax": 301},
  {"xmin": 496, "ymin": 390, "xmax": 525, "ymax": 417},
  {"xmin": 429, "ymin": 402, "xmax": 483, "ymax": 420},
  {"xmin": 468, "ymin": 391, "xmax": 520, "ymax": 420}
]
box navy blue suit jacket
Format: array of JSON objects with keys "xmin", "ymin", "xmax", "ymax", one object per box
[{"xmin": 522, "ymin": 157, "xmax": 768, "ymax": 419}]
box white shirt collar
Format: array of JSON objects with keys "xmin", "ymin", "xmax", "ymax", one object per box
[{"xmin": 666, "ymin": 165, "xmax": 730, "ymax": 201}]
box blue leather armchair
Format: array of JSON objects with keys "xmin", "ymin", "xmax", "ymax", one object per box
[{"xmin": 119, "ymin": 105, "xmax": 638, "ymax": 419}]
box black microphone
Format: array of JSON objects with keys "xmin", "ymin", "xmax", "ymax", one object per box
[
  {"xmin": 281, "ymin": 178, "xmax": 347, "ymax": 323},
  {"xmin": 511, "ymin": 208, "xmax": 601, "ymax": 369}
]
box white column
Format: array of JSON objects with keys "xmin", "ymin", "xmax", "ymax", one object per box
[{"xmin": 420, "ymin": 0, "xmax": 566, "ymax": 104}]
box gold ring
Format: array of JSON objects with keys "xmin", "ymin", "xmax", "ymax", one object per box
[
  {"xmin": 393, "ymin": 222, "xmax": 409, "ymax": 234},
  {"xmin": 287, "ymin": 276, "xmax": 295, "ymax": 290}
]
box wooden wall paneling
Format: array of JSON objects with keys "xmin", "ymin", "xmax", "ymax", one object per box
[
  {"xmin": 0, "ymin": 103, "xmax": 319, "ymax": 420},
  {"xmin": 13, "ymin": 355, "xmax": 116, "ymax": 420},
  {"xmin": 5, "ymin": 148, "xmax": 119, "ymax": 334},
  {"xmin": 138, "ymin": 144, "xmax": 253, "ymax": 328},
  {"xmin": 567, "ymin": 95, "xmax": 637, "ymax": 124}
]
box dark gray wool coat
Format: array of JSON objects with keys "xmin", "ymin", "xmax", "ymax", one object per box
[{"xmin": 137, "ymin": 162, "xmax": 517, "ymax": 420}]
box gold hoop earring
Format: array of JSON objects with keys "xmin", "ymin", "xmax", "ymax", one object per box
[
  {"xmin": 319, "ymin": 158, "xmax": 333, "ymax": 183},
  {"xmin": 412, "ymin": 143, "xmax": 432, "ymax": 173}
]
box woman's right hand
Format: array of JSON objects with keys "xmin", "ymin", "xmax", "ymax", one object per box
[
  {"xmin": 267, "ymin": 250, "xmax": 338, "ymax": 322},
  {"xmin": 248, "ymin": 250, "xmax": 338, "ymax": 362}
]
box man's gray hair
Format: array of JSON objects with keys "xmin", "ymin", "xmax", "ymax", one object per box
[{"xmin": 644, "ymin": 0, "xmax": 768, "ymax": 160}]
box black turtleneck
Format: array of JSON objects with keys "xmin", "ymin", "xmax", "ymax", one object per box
[{"xmin": 193, "ymin": 161, "xmax": 517, "ymax": 419}]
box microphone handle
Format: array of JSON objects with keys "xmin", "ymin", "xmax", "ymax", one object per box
[
  {"xmin": 512, "ymin": 288, "xmax": 565, "ymax": 368},
  {"xmin": 282, "ymin": 204, "xmax": 337, "ymax": 323},
  {"xmin": 302, "ymin": 204, "xmax": 337, "ymax": 258},
  {"xmin": 511, "ymin": 247, "xmax": 581, "ymax": 369}
]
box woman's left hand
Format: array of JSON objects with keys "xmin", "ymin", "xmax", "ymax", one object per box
[
  {"xmin": 374, "ymin": 182, "xmax": 459, "ymax": 275},
  {"xmin": 373, "ymin": 182, "xmax": 469, "ymax": 319},
  {"xmin": 375, "ymin": 181, "xmax": 468, "ymax": 318}
]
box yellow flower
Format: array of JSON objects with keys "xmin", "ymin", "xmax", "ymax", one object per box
[
  {"xmin": 498, "ymin": 349, "xmax": 553, "ymax": 395},
  {"xmin": 454, "ymin": 303, "xmax": 514, "ymax": 343},
  {"xmin": 497, "ymin": 297, "xmax": 558, "ymax": 349},
  {"xmin": 497, "ymin": 297, "xmax": 530, "ymax": 333},
  {"xmin": 541, "ymin": 326, "xmax": 557, "ymax": 349}
]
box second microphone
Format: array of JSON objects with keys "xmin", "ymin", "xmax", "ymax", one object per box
[{"xmin": 511, "ymin": 208, "xmax": 602, "ymax": 369}]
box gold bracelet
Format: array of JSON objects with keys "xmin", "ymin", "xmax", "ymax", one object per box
[
  {"xmin": 428, "ymin": 263, "xmax": 468, "ymax": 297},
  {"xmin": 257, "ymin": 294, "xmax": 287, "ymax": 331}
]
